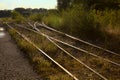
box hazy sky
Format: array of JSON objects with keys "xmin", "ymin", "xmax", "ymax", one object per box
[{"xmin": 0, "ymin": 0, "xmax": 57, "ymax": 10}]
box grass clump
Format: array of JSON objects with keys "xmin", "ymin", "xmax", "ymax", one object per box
[
  {"xmin": 48, "ymin": 74, "xmax": 73, "ymax": 80},
  {"xmin": 44, "ymin": 42, "xmax": 58, "ymax": 56}
]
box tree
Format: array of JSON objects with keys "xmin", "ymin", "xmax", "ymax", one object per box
[
  {"xmin": 14, "ymin": 8, "xmax": 26, "ymax": 15},
  {"xmin": 11, "ymin": 11, "xmax": 25, "ymax": 23},
  {"xmin": 0, "ymin": 10, "xmax": 11, "ymax": 18},
  {"xmin": 57, "ymin": 0, "xmax": 71, "ymax": 10}
]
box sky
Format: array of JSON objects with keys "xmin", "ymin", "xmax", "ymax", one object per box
[{"xmin": 0, "ymin": 0, "xmax": 57, "ymax": 10}]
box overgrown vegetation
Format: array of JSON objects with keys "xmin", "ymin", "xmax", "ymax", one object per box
[
  {"xmin": 61, "ymin": 5, "xmax": 102, "ymax": 39},
  {"xmin": 8, "ymin": 28, "xmax": 73, "ymax": 80},
  {"xmin": 1, "ymin": 0, "xmax": 119, "ymax": 79},
  {"xmin": 11, "ymin": 11, "xmax": 25, "ymax": 23},
  {"xmin": 2, "ymin": 1, "xmax": 119, "ymax": 50},
  {"xmin": 43, "ymin": 13, "xmax": 62, "ymax": 28},
  {"xmin": 29, "ymin": 13, "xmax": 43, "ymax": 22},
  {"xmin": 42, "ymin": 3, "xmax": 120, "ymax": 52}
]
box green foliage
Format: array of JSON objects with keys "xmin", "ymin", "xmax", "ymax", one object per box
[
  {"xmin": 57, "ymin": 0, "xmax": 120, "ymax": 10},
  {"xmin": 29, "ymin": 13, "xmax": 43, "ymax": 22},
  {"xmin": 57, "ymin": 0, "xmax": 71, "ymax": 10},
  {"xmin": 93, "ymin": 10, "xmax": 120, "ymax": 28},
  {"xmin": 11, "ymin": 11, "xmax": 25, "ymax": 23},
  {"xmin": 92, "ymin": 9, "xmax": 120, "ymax": 50},
  {"xmin": 43, "ymin": 4, "xmax": 120, "ymax": 51},
  {"xmin": 61, "ymin": 5, "xmax": 102, "ymax": 39},
  {"xmin": 43, "ymin": 13, "xmax": 63, "ymax": 29}
]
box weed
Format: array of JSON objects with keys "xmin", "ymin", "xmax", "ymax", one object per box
[{"xmin": 8, "ymin": 28, "xmax": 73, "ymax": 79}]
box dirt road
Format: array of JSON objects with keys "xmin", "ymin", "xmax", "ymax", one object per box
[{"xmin": 0, "ymin": 27, "xmax": 39, "ymax": 80}]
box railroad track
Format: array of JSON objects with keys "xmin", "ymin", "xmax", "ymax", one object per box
[
  {"xmin": 9, "ymin": 23, "xmax": 107, "ymax": 80},
  {"xmin": 31, "ymin": 22, "xmax": 120, "ymax": 79},
  {"xmin": 27, "ymin": 22, "xmax": 120, "ymax": 66},
  {"xmin": 38, "ymin": 22, "xmax": 120, "ymax": 56},
  {"xmin": 6, "ymin": 23, "xmax": 78, "ymax": 80},
  {"xmin": 33, "ymin": 22, "xmax": 120, "ymax": 64},
  {"xmin": 7, "ymin": 23, "xmax": 120, "ymax": 79},
  {"xmin": 16, "ymin": 22, "xmax": 119, "ymax": 79}
]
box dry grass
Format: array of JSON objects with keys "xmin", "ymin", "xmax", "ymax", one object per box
[
  {"xmin": 8, "ymin": 24, "xmax": 120, "ymax": 79},
  {"xmin": 8, "ymin": 28, "xmax": 73, "ymax": 80}
]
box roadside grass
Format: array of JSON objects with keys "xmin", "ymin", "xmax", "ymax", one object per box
[{"xmin": 8, "ymin": 28, "xmax": 73, "ymax": 80}]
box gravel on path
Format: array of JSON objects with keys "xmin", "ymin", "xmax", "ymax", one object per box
[{"xmin": 0, "ymin": 28, "xmax": 40, "ymax": 80}]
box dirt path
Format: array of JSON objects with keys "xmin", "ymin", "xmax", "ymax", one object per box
[{"xmin": 0, "ymin": 28, "xmax": 39, "ymax": 80}]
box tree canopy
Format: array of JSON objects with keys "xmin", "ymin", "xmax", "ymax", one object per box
[{"xmin": 57, "ymin": 0, "xmax": 120, "ymax": 10}]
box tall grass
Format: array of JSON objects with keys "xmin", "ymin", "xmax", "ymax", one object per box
[
  {"xmin": 92, "ymin": 10, "xmax": 120, "ymax": 51},
  {"xmin": 8, "ymin": 28, "xmax": 73, "ymax": 79},
  {"xmin": 92, "ymin": 9, "xmax": 120, "ymax": 36},
  {"xmin": 61, "ymin": 5, "xmax": 103, "ymax": 40},
  {"xmin": 42, "ymin": 5, "xmax": 120, "ymax": 52}
]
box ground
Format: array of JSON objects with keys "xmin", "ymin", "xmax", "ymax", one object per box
[{"xmin": 0, "ymin": 28, "xmax": 39, "ymax": 80}]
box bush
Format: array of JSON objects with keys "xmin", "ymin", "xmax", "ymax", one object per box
[
  {"xmin": 92, "ymin": 9, "xmax": 120, "ymax": 29},
  {"xmin": 42, "ymin": 13, "xmax": 63, "ymax": 29},
  {"xmin": 11, "ymin": 11, "xmax": 25, "ymax": 23},
  {"xmin": 42, "ymin": 4, "xmax": 120, "ymax": 52},
  {"xmin": 29, "ymin": 13, "xmax": 43, "ymax": 22},
  {"xmin": 61, "ymin": 5, "xmax": 102, "ymax": 39}
]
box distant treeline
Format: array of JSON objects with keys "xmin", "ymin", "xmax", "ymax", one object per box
[
  {"xmin": 0, "ymin": 8, "xmax": 47, "ymax": 18},
  {"xmin": 0, "ymin": 10, "xmax": 11, "ymax": 18},
  {"xmin": 1, "ymin": 0, "xmax": 120, "ymax": 18}
]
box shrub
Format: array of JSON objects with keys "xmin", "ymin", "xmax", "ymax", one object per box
[
  {"xmin": 29, "ymin": 13, "xmax": 43, "ymax": 22},
  {"xmin": 42, "ymin": 13, "xmax": 63, "ymax": 29},
  {"xmin": 42, "ymin": 4, "xmax": 120, "ymax": 51},
  {"xmin": 61, "ymin": 5, "xmax": 102, "ymax": 39},
  {"xmin": 11, "ymin": 11, "xmax": 25, "ymax": 23}
]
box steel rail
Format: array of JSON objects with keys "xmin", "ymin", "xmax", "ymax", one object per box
[
  {"xmin": 26, "ymin": 23, "xmax": 108, "ymax": 80},
  {"xmin": 26, "ymin": 23, "xmax": 120, "ymax": 66},
  {"xmin": 16, "ymin": 23, "xmax": 120, "ymax": 80},
  {"xmin": 36, "ymin": 22, "xmax": 120, "ymax": 57},
  {"xmin": 6, "ymin": 23, "xmax": 79, "ymax": 80}
]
